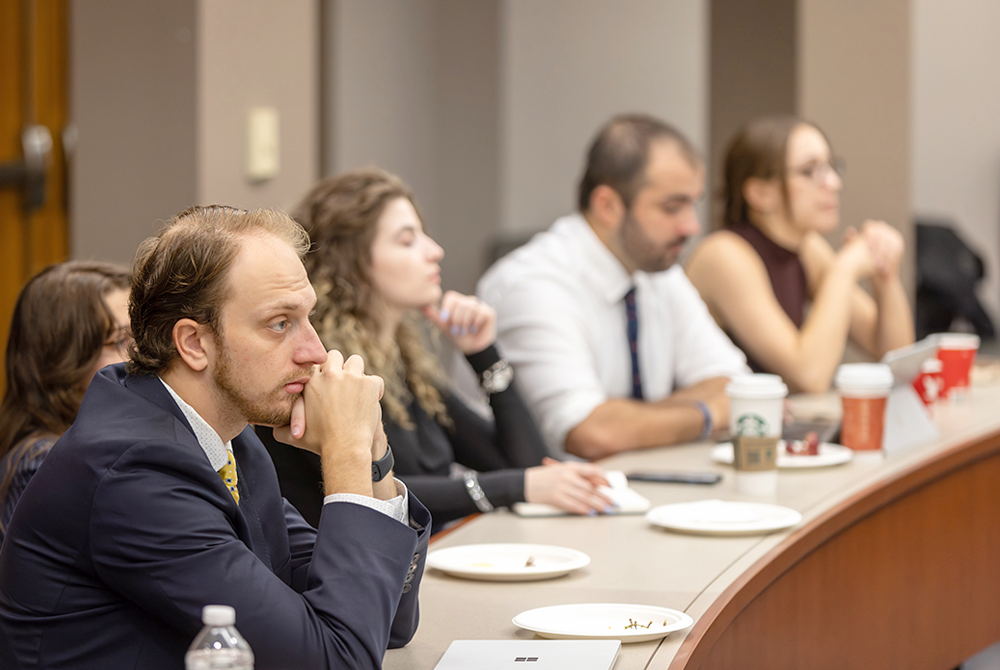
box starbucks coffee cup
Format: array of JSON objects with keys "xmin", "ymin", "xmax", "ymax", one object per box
[
  {"xmin": 726, "ymin": 374, "xmax": 788, "ymax": 496},
  {"xmin": 726, "ymin": 374, "xmax": 788, "ymax": 439},
  {"xmin": 835, "ymin": 363, "xmax": 894, "ymax": 452}
]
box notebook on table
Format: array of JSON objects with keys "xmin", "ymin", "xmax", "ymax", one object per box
[{"xmin": 433, "ymin": 640, "xmax": 621, "ymax": 670}]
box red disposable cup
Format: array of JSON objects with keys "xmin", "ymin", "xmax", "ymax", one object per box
[
  {"xmin": 841, "ymin": 396, "xmax": 888, "ymax": 451},
  {"xmin": 835, "ymin": 364, "xmax": 894, "ymax": 452},
  {"xmin": 936, "ymin": 333, "xmax": 980, "ymax": 402}
]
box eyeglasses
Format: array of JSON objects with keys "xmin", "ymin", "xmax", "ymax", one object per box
[
  {"xmin": 788, "ymin": 157, "xmax": 845, "ymax": 184},
  {"xmin": 104, "ymin": 327, "xmax": 132, "ymax": 358}
]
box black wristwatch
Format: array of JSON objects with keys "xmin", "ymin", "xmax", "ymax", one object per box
[{"xmin": 372, "ymin": 444, "xmax": 394, "ymax": 482}]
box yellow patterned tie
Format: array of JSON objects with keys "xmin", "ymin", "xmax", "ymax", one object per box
[{"xmin": 218, "ymin": 449, "xmax": 239, "ymax": 504}]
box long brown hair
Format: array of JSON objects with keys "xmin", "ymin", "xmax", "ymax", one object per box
[
  {"xmin": 0, "ymin": 261, "xmax": 129, "ymax": 500},
  {"xmin": 293, "ymin": 167, "xmax": 448, "ymax": 429},
  {"xmin": 723, "ymin": 115, "xmax": 831, "ymax": 227}
]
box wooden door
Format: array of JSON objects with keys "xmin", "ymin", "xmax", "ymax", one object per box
[{"xmin": 0, "ymin": 0, "xmax": 69, "ymax": 397}]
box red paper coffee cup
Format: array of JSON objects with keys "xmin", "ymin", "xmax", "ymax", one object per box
[
  {"xmin": 936, "ymin": 333, "xmax": 979, "ymax": 402},
  {"xmin": 835, "ymin": 364, "xmax": 893, "ymax": 451}
]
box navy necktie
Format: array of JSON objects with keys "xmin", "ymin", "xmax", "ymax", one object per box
[{"xmin": 624, "ymin": 288, "xmax": 643, "ymax": 400}]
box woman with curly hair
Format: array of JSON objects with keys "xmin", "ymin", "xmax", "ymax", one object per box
[
  {"xmin": 260, "ymin": 167, "xmax": 612, "ymax": 530},
  {"xmin": 0, "ymin": 261, "xmax": 130, "ymax": 542}
]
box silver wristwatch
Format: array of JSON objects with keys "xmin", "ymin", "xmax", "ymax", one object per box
[
  {"xmin": 479, "ymin": 359, "xmax": 513, "ymax": 394},
  {"xmin": 462, "ymin": 471, "xmax": 494, "ymax": 513}
]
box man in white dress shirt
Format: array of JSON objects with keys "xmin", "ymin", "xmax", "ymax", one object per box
[{"xmin": 478, "ymin": 115, "xmax": 749, "ymax": 459}]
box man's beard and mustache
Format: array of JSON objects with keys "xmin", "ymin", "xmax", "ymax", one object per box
[
  {"xmin": 619, "ymin": 209, "xmax": 688, "ymax": 273},
  {"xmin": 212, "ymin": 332, "xmax": 309, "ymax": 428}
]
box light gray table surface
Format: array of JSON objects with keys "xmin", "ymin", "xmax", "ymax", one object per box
[{"xmin": 383, "ymin": 382, "xmax": 1000, "ymax": 670}]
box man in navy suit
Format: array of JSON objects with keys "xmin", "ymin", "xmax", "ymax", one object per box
[{"xmin": 0, "ymin": 205, "xmax": 430, "ymax": 669}]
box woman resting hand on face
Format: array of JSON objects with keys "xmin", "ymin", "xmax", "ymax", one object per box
[
  {"xmin": 259, "ymin": 167, "xmax": 613, "ymax": 530},
  {"xmin": 0, "ymin": 261, "xmax": 130, "ymax": 543},
  {"xmin": 685, "ymin": 116, "xmax": 914, "ymax": 393}
]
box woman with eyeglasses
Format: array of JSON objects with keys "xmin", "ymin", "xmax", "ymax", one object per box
[
  {"xmin": 0, "ymin": 261, "xmax": 130, "ymax": 543},
  {"xmin": 686, "ymin": 116, "xmax": 913, "ymax": 393}
]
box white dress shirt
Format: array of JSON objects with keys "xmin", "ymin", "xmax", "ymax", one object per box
[
  {"xmin": 160, "ymin": 379, "xmax": 408, "ymax": 524},
  {"xmin": 477, "ymin": 213, "xmax": 749, "ymax": 452}
]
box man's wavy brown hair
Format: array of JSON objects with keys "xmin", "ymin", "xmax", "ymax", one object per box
[
  {"xmin": 293, "ymin": 167, "xmax": 448, "ymax": 429},
  {"xmin": 127, "ymin": 205, "xmax": 309, "ymax": 376}
]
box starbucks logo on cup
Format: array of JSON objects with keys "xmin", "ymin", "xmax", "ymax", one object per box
[{"xmin": 735, "ymin": 414, "xmax": 768, "ymax": 437}]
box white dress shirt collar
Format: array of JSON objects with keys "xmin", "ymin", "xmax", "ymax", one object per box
[
  {"xmin": 159, "ymin": 378, "xmax": 232, "ymax": 471},
  {"xmin": 565, "ymin": 214, "xmax": 636, "ymax": 304}
]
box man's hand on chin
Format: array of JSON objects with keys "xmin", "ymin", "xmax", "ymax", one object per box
[
  {"xmin": 273, "ymin": 350, "xmax": 384, "ymax": 497},
  {"xmin": 272, "ymin": 393, "xmax": 310, "ymax": 449}
]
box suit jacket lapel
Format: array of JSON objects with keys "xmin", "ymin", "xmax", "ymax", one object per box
[{"xmin": 120, "ymin": 369, "xmax": 271, "ymax": 563}]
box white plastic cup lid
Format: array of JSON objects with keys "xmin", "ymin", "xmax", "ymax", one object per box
[
  {"xmin": 202, "ymin": 605, "xmax": 236, "ymax": 626},
  {"xmin": 725, "ymin": 373, "xmax": 788, "ymax": 399},
  {"xmin": 937, "ymin": 333, "xmax": 980, "ymax": 350},
  {"xmin": 834, "ymin": 363, "xmax": 894, "ymax": 391}
]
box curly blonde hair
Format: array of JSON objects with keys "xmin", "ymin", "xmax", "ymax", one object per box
[{"xmin": 293, "ymin": 168, "xmax": 449, "ymax": 429}]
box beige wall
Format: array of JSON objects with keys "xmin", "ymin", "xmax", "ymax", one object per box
[
  {"xmin": 435, "ymin": 0, "xmax": 502, "ymax": 294},
  {"xmin": 324, "ymin": 0, "xmax": 442, "ymax": 208},
  {"xmin": 198, "ymin": 0, "xmax": 319, "ymax": 210},
  {"xmin": 71, "ymin": 0, "xmax": 1000, "ymax": 331},
  {"xmin": 71, "ymin": 0, "xmax": 319, "ymax": 265},
  {"xmin": 912, "ymin": 0, "xmax": 1000, "ymax": 326},
  {"xmin": 325, "ymin": 0, "xmax": 711, "ymax": 292},
  {"xmin": 70, "ymin": 0, "xmax": 198, "ymax": 264},
  {"xmin": 709, "ymin": 0, "xmax": 796, "ymax": 229},
  {"xmin": 323, "ymin": 0, "xmax": 500, "ymax": 294},
  {"xmin": 74, "ymin": 0, "xmax": 710, "ymax": 291},
  {"xmin": 501, "ymin": 0, "xmax": 709, "ymax": 234}
]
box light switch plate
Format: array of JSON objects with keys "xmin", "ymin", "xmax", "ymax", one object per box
[{"xmin": 246, "ymin": 107, "xmax": 280, "ymax": 181}]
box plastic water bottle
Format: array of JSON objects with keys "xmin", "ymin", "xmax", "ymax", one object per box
[{"xmin": 184, "ymin": 605, "xmax": 254, "ymax": 670}]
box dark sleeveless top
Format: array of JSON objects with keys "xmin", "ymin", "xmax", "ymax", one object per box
[{"xmin": 725, "ymin": 221, "xmax": 808, "ymax": 373}]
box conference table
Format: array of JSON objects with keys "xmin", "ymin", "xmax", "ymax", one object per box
[{"xmin": 384, "ymin": 378, "xmax": 1000, "ymax": 670}]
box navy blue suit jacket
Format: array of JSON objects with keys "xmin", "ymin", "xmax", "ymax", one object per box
[{"xmin": 0, "ymin": 365, "xmax": 430, "ymax": 669}]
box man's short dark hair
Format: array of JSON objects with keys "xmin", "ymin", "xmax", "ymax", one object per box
[
  {"xmin": 127, "ymin": 205, "xmax": 310, "ymax": 376},
  {"xmin": 577, "ymin": 114, "xmax": 700, "ymax": 212}
]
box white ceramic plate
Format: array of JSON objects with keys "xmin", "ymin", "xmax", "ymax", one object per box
[
  {"xmin": 711, "ymin": 441, "xmax": 853, "ymax": 469},
  {"xmin": 512, "ymin": 603, "xmax": 693, "ymax": 643},
  {"xmin": 426, "ymin": 543, "xmax": 590, "ymax": 581},
  {"xmin": 646, "ymin": 500, "xmax": 802, "ymax": 536}
]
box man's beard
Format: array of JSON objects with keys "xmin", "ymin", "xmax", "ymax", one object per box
[
  {"xmin": 212, "ymin": 334, "xmax": 300, "ymax": 427},
  {"xmin": 619, "ymin": 210, "xmax": 686, "ymax": 273}
]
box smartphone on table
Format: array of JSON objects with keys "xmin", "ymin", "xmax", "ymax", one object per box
[{"xmin": 626, "ymin": 471, "xmax": 722, "ymax": 485}]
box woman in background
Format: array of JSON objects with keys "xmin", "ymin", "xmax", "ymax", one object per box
[
  {"xmin": 0, "ymin": 261, "xmax": 130, "ymax": 542},
  {"xmin": 262, "ymin": 167, "xmax": 613, "ymax": 529},
  {"xmin": 686, "ymin": 115, "xmax": 913, "ymax": 393}
]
